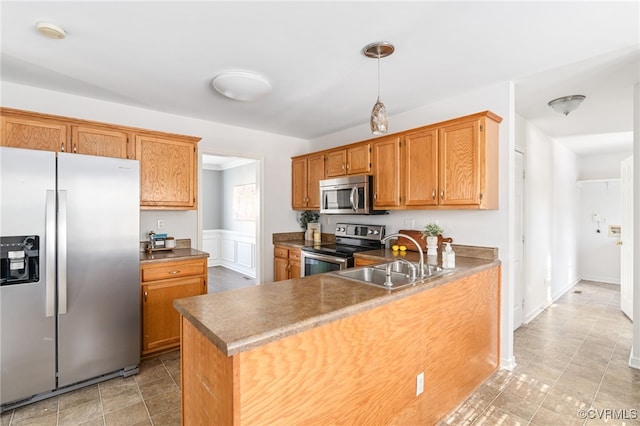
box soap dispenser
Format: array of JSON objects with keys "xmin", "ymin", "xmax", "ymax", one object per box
[{"xmin": 443, "ymin": 242, "xmax": 455, "ymax": 269}]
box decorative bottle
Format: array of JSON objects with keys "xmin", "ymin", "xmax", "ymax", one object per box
[{"xmin": 443, "ymin": 242, "xmax": 455, "ymax": 269}]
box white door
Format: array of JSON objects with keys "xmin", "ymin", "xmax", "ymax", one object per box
[
  {"xmin": 621, "ymin": 155, "xmax": 633, "ymax": 320},
  {"xmin": 513, "ymin": 151, "xmax": 525, "ymax": 330}
]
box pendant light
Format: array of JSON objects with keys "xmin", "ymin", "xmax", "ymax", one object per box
[{"xmin": 363, "ymin": 42, "xmax": 394, "ymax": 135}]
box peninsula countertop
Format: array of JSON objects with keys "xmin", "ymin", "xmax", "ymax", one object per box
[{"xmin": 174, "ymin": 250, "xmax": 500, "ymax": 356}]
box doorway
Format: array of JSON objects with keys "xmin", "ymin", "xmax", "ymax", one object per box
[
  {"xmin": 199, "ymin": 153, "xmax": 262, "ymax": 288},
  {"xmin": 513, "ymin": 150, "xmax": 525, "ymax": 330}
]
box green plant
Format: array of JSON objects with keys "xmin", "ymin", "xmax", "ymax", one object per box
[
  {"xmin": 422, "ymin": 222, "xmax": 444, "ymax": 238},
  {"xmin": 298, "ymin": 210, "xmax": 319, "ymax": 230}
]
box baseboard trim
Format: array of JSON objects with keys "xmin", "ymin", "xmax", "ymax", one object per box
[
  {"xmin": 500, "ymin": 355, "xmax": 517, "ymax": 371},
  {"xmin": 630, "ymin": 351, "xmax": 640, "ymax": 370}
]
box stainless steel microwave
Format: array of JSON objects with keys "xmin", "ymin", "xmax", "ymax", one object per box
[{"xmin": 319, "ymin": 175, "xmax": 385, "ymax": 215}]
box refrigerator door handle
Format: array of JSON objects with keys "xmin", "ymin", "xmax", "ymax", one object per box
[
  {"xmin": 58, "ymin": 190, "xmax": 68, "ymax": 315},
  {"xmin": 45, "ymin": 190, "xmax": 56, "ymax": 317}
]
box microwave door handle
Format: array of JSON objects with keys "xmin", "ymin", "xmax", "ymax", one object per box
[{"xmin": 350, "ymin": 187, "xmax": 357, "ymax": 212}]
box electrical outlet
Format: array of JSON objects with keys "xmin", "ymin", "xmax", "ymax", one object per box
[
  {"xmin": 157, "ymin": 220, "xmax": 166, "ymax": 229},
  {"xmin": 404, "ymin": 219, "xmax": 415, "ymax": 229},
  {"xmin": 416, "ymin": 372, "xmax": 424, "ymax": 396}
]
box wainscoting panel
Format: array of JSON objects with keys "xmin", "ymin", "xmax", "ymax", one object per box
[{"xmin": 203, "ymin": 230, "xmax": 256, "ymax": 278}]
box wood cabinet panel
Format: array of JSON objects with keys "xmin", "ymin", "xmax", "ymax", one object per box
[
  {"xmin": 0, "ymin": 116, "xmax": 66, "ymax": 152},
  {"xmin": 141, "ymin": 257, "xmax": 207, "ymax": 356},
  {"xmin": 273, "ymin": 246, "xmax": 301, "ymax": 281},
  {"xmin": 325, "ymin": 144, "xmax": 371, "ymax": 177},
  {"xmin": 291, "ymin": 153, "xmax": 324, "ymax": 210},
  {"xmin": 372, "ymin": 136, "xmax": 401, "ymax": 208},
  {"xmin": 137, "ymin": 135, "xmax": 197, "ymax": 209},
  {"xmin": 71, "ymin": 126, "xmax": 130, "ymax": 159},
  {"xmin": 142, "ymin": 276, "xmax": 204, "ymax": 353},
  {"xmin": 404, "ymin": 128, "xmax": 439, "ymax": 206},
  {"xmin": 439, "ymin": 119, "xmax": 480, "ymax": 206}
]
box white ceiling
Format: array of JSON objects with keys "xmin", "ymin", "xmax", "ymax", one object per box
[{"xmin": 1, "ymin": 1, "xmax": 639, "ymax": 156}]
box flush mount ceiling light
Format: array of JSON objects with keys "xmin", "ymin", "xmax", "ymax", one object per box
[
  {"xmin": 211, "ymin": 71, "xmax": 272, "ymax": 101},
  {"xmin": 36, "ymin": 22, "xmax": 66, "ymax": 39},
  {"xmin": 548, "ymin": 95, "xmax": 586, "ymax": 116},
  {"xmin": 363, "ymin": 41, "xmax": 394, "ymax": 135}
]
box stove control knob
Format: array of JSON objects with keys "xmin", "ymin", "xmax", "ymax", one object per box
[
  {"xmin": 372, "ymin": 230, "xmax": 380, "ymax": 235},
  {"xmin": 367, "ymin": 230, "xmax": 373, "ymax": 234}
]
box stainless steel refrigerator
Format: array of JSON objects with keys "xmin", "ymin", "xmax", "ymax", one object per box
[{"xmin": 0, "ymin": 147, "xmax": 140, "ymax": 410}]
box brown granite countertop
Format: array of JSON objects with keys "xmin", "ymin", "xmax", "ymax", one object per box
[
  {"xmin": 140, "ymin": 248, "xmax": 209, "ymax": 264},
  {"xmin": 174, "ymin": 251, "xmax": 500, "ymax": 356}
]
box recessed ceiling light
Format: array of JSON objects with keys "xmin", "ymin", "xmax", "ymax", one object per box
[
  {"xmin": 211, "ymin": 71, "xmax": 272, "ymax": 101},
  {"xmin": 36, "ymin": 22, "xmax": 66, "ymax": 39}
]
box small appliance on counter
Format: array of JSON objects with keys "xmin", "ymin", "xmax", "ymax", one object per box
[
  {"xmin": 145, "ymin": 232, "xmax": 176, "ymax": 253},
  {"xmin": 300, "ymin": 223, "xmax": 385, "ymax": 276}
]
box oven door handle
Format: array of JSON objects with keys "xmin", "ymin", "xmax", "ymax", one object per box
[{"xmin": 350, "ymin": 186, "xmax": 358, "ymax": 212}]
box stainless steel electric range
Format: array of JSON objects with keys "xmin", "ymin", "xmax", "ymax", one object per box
[{"xmin": 300, "ymin": 223, "xmax": 386, "ymax": 277}]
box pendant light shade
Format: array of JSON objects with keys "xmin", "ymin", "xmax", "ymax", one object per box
[
  {"xmin": 363, "ymin": 42, "xmax": 394, "ymax": 135},
  {"xmin": 370, "ymin": 98, "xmax": 388, "ymax": 135}
]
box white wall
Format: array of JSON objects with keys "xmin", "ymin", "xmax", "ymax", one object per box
[
  {"xmin": 311, "ymin": 81, "xmax": 516, "ymax": 369},
  {"xmin": 221, "ymin": 162, "xmax": 257, "ymax": 234},
  {"xmin": 580, "ymin": 152, "xmax": 633, "ymax": 180},
  {"xmin": 578, "ymin": 180, "xmax": 621, "ymax": 284},
  {"xmin": 202, "ymin": 169, "xmax": 222, "ymax": 229},
  {"xmin": 2, "ymin": 82, "xmax": 309, "ymax": 281},
  {"xmin": 518, "ymin": 114, "xmax": 581, "ymax": 322}
]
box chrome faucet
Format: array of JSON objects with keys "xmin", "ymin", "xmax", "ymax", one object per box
[{"xmin": 381, "ymin": 233, "xmax": 425, "ymax": 278}]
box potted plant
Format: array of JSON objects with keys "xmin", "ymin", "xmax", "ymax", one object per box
[
  {"xmin": 422, "ymin": 222, "xmax": 444, "ymax": 256},
  {"xmin": 298, "ymin": 211, "xmax": 319, "ymax": 239}
]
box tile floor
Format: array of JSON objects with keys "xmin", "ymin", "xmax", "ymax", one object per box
[
  {"xmin": 442, "ymin": 280, "xmax": 639, "ymax": 426},
  {"xmin": 2, "ymin": 279, "xmax": 637, "ymax": 425},
  {"xmin": 207, "ymin": 265, "xmax": 256, "ymax": 293}
]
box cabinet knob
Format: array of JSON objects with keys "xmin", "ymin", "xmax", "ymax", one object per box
[
  {"xmin": 346, "ymin": 163, "xmax": 350, "ymax": 170},
  {"xmin": 432, "ymin": 189, "xmax": 436, "ymax": 200},
  {"xmin": 440, "ymin": 190, "xmax": 445, "ymax": 199},
  {"xmin": 60, "ymin": 142, "xmax": 65, "ymax": 152},
  {"xmin": 169, "ymin": 270, "xmax": 181, "ymax": 275},
  {"xmin": 73, "ymin": 143, "xmax": 77, "ymax": 153},
  {"xmin": 144, "ymin": 291, "xmax": 148, "ymax": 302}
]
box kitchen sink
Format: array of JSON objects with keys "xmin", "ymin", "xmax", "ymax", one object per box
[{"xmin": 333, "ymin": 261, "xmax": 450, "ymax": 290}]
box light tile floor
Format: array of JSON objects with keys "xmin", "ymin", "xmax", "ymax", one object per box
[
  {"xmin": 2, "ymin": 279, "xmax": 637, "ymax": 425},
  {"xmin": 442, "ymin": 280, "xmax": 639, "ymax": 426}
]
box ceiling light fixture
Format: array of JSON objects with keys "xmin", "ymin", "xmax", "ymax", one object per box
[
  {"xmin": 36, "ymin": 22, "xmax": 66, "ymax": 39},
  {"xmin": 363, "ymin": 41, "xmax": 394, "ymax": 135},
  {"xmin": 211, "ymin": 71, "xmax": 272, "ymax": 102},
  {"xmin": 548, "ymin": 95, "xmax": 586, "ymax": 116}
]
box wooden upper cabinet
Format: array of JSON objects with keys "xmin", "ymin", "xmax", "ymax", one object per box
[
  {"xmin": 403, "ymin": 128, "xmax": 438, "ymax": 206},
  {"xmin": 439, "ymin": 118, "xmax": 480, "ymax": 206},
  {"xmin": 71, "ymin": 126, "xmax": 131, "ymax": 159},
  {"xmin": 0, "ymin": 115, "xmax": 67, "ymax": 152},
  {"xmin": 438, "ymin": 114, "xmax": 500, "ymax": 209},
  {"xmin": 325, "ymin": 144, "xmax": 371, "ymax": 177},
  {"xmin": 371, "ymin": 136, "xmax": 401, "ymax": 208},
  {"xmin": 292, "ymin": 153, "xmax": 324, "ymax": 210},
  {"xmin": 136, "ymin": 134, "xmax": 199, "ymax": 209}
]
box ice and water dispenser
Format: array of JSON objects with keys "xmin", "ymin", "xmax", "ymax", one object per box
[{"xmin": 0, "ymin": 235, "xmax": 40, "ymax": 285}]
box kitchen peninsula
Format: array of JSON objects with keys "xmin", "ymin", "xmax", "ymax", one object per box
[{"xmin": 174, "ymin": 249, "xmax": 500, "ymax": 425}]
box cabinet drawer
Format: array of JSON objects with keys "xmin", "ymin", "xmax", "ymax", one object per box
[
  {"xmin": 141, "ymin": 260, "xmax": 206, "ymax": 282},
  {"xmin": 289, "ymin": 250, "xmax": 301, "ymax": 261},
  {"xmin": 274, "ymin": 247, "xmax": 289, "ymax": 259}
]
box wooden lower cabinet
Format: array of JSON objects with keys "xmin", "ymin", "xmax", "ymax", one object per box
[
  {"xmin": 180, "ymin": 265, "xmax": 500, "ymax": 424},
  {"xmin": 353, "ymin": 257, "xmax": 380, "ymax": 267},
  {"xmin": 140, "ymin": 258, "xmax": 207, "ymax": 356},
  {"xmin": 273, "ymin": 245, "xmax": 301, "ymax": 281}
]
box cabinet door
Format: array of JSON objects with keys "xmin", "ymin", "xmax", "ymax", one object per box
[
  {"xmin": 347, "ymin": 144, "xmax": 371, "ymax": 175},
  {"xmin": 372, "ymin": 136, "xmax": 401, "ymax": 208},
  {"xmin": 306, "ymin": 154, "xmax": 325, "ymax": 209},
  {"xmin": 325, "ymin": 149, "xmax": 346, "ymax": 177},
  {"xmin": 72, "ymin": 126, "xmax": 130, "ymax": 159},
  {"xmin": 274, "ymin": 256, "xmax": 290, "ymax": 282},
  {"xmin": 439, "ymin": 119, "xmax": 481, "ymax": 206},
  {"xmin": 137, "ymin": 135, "xmax": 197, "ymax": 209},
  {"xmin": 1, "ymin": 116, "xmax": 66, "ymax": 152},
  {"xmin": 404, "ymin": 129, "xmax": 438, "ymax": 206},
  {"xmin": 292, "ymin": 157, "xmax": 308, "ymax": 210},
  {"xmin": 289, "ymin": 249, "xmax": 301, "ymax": 279},
  {"xmin": 142, "ymin": 276, "xmax": 204, "ymax": 354}
]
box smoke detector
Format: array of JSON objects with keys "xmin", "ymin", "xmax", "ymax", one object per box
[{"xmin": 36, "ymin": 22, "xmax": 66, "ymax": 39}]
